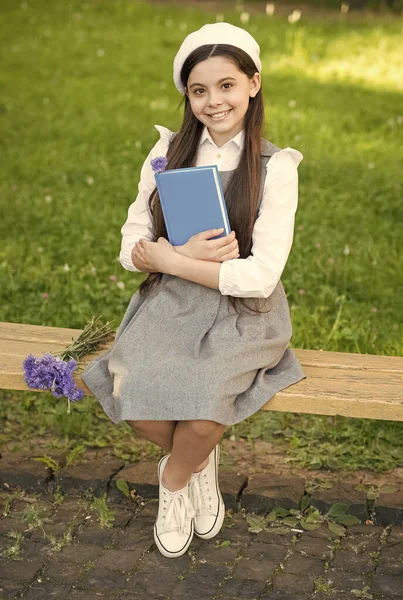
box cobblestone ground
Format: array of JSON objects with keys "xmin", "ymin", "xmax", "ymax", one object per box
[{"xmin": 0, "ymin": 492, "xmax": 402, "ymax": 600}]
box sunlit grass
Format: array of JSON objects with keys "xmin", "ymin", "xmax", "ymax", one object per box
[{"xmin": 1, "ymin": 0, "xmax": 402, "ymax": 469}]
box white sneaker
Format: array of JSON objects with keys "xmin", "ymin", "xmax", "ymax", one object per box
[
  {"xmin": 153, "ymin": 454, "xmax": 195, "ymax": 558},
  {"xmin": 188, "ymin": 444, "xmax": 225, "ymax": 539}
]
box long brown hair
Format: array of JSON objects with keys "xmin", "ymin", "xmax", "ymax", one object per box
[{"xmin": 137, "ymin": 44, "xmax": 271, "ymax": 315}]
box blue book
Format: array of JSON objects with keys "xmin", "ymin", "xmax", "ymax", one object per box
[{"xmin": 154, "ymin": 164, "xmax": 231, "ymax": 247}]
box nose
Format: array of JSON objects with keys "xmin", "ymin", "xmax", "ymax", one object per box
[{"xmin": 206, "ymin": 92, "xmax": 223, "ymax": 107}]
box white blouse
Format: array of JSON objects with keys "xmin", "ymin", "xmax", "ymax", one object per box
[{"xmin": 119, "ymin": 124, "xmax": 303, "ymax": 299}]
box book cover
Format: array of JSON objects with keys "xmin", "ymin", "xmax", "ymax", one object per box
[{"xmin": 154, "ymin": 164, "xmax": 231, "ymax": 247}]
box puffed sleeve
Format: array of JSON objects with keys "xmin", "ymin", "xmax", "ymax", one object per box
[
  {"xmin": 218, "ymin": 147, "xmax": 303, "ymax": 298},
  {"xmin": 119, "ymin": 125, "xmax": 176, "ymax": 272}
]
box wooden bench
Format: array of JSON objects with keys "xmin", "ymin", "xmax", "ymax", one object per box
[{"xmin": 1, "ymin": 321, "xmax": 403, "ymax": 422}]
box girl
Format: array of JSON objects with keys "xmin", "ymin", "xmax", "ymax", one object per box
[{"xmin": 82, "ymin": 22, "xmax": 306, "ymax": 559}]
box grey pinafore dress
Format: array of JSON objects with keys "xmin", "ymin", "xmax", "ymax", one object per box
[{"xmin": 81, "ymin": 139, "xmax": 307, "ymax": 425}]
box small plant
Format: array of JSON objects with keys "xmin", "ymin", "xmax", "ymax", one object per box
[
  {"xmin": 91, "ymin": 492, "xmax": 115, "ymax": 528},
  {"xmin": 351, "ymin": 585, "xmax": 374, "ymax": 598},
  {"xmin": 53, "ymin": 484, "xmax": 65, "ymax": 506},
  {"xmin": 65, "ymin": 445, "xmax": 86, "ymax": 467},
  {"xmin": 222, "ymin": 509, "xmax": 235, "ymax": 529},
  {"xmin": 115, "ymin": 479, "xmax": 131, "ymax": 499},
  {"xmin": 4, "ymin": 531, "xmax": 23, "ymax": 559},
  {"xmin": 2, "ymin": 491, "xmax": 21, "ymax": 517},
  {"xmin": 245, "ymin": 499, "xmax": 360, "ymax": 537},
  {"xmin": 33, "ymin": 455, "xmax": 61, "ymax": 476},
  {"xmin": 355, "ymin": 483, "xmax": 400, "ymax": 520},
  {"xmin": 48, "ymin": 523, "xmax": 74, "ymax": 552},
  {"xmin": 314, "ymin": 575, "xmax": 336, "ymax": 593},
  {"xmin": 84, "ymin": 560, "xmax": 96, "ymax": 571}
]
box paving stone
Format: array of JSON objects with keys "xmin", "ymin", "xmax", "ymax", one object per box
[
  {"xmin": 135, "ymin": 548, "xmax": 190, "ymax": 574},
  {"xmin": 339, "ymin": 534, "xmax": 381, "ymax": 552},
  {"xmin": 74, "ymin": 523, "xmax": 115, "ymax": 546},
  {"xmin": 41, "ymin": 559, "xmax": 84, "ymax": 583},
  {"xmin": 281, "ymin": 554, "xmax": 325, "ymax": 576},
  {"xmin": 219, "ymin": 469, "xmax": 248, "ymax": 512},
  {"xmin": 69, "ymin": 592, "xmax": 113, "ymax": 600},
  {"xmin": 170, "ymin": 563, "xmax": 229, "ymax": 599},
  {"xmin": 22, "ymin": 582, "xmax": 70, "ymax": 599},
  {"xmin": 78, "ymin": 566, "xmax": 126, "ymax": 589},
  {"xmin": 387, "ymin": 525, "xmax": 403, "ymax": 543},
  {"xmin": 57, "ymin": 457, "xmax": 125, "ymax": 496},
  {"xmin": 0, "ymin": 454, "xmax": 51, "ymax": 492},
  {"xmin": 219, "ymin": 514, "xmax": 257, "ymax": 543},
  {"xmin": 244, "ymin": 542, "xmax": 287, "ymax": 563},
  {"xmin": 0, "ymin": 579, "xmax": 24, "ymax": 599},
  {"xmin": 376, "ymin": 559, "xmax": 403, "ymax": 576},
  {"xmin": 137, "ymin": 501, "xmax": 158, "ymax": 517},
  {"xmin": 254, "ymin": 530, "xmax": 295, "ymax": 545},
  {"xmin": 0, "ymin": 516, "xmax": 32, "ymax": 536},
  {"xmin": 293, "ymin": 535, "xmax": 334, "ymax": 559},
  {"xmin": 309, "ymin": 481, "xmax": 368, "ymax": 522},
  {"xmin": 30, "ymin": 522, "xmax": 72, "ymax": 543},
  {"xmin": 123, "ymin": 514, "xmax": 155, "ymax": 535},
  {"xmin": 96, "ymin": 548, "xmax": 141, "ymax": 572},
  {"xmin": 271, "ymin": 572, "xmax": 315, "ymax": 593},
  {"xmin": 371, "ymin": 573, "xmax": 403, "ymax": 597},
  {"xmin": 330, "ymin": 549, "xmax": 375, "ymax": 573},
  {"xmin": 241, "ymin": 475, "xmax": 305, "ymax": 513},
  {"xmin": 216, "ymin": 577, "xmax": 266, "ymax": 599},
  {"xmin": 0, "ymin": 559, "xmax": 42, "ymax": 582},
  {"xmin": 109, "ymin": 461, "xmax": 159, "ymax": 502},
  {"xmin": 301, "ymin": 524, "xmax": 342, "ymax": 541},
  {"xmin": 196, "ymin": 540, "xmax": 242, "ymax": 565},
  {"xmin": 346, "ymin": 524, "xmax": 384, "ymax": 537},
  {"xmin": 125, "ymin": 569, "xmax": 178, "ymax": 598},
  {"xmin": 261, "ymin": 593, "xmax": 310, "ymax": 600},
  {"xmin": 55, "ymin": 542, "xmax": 103, "ymax": 563},
  {"xmin": 379, "ymin": 541, "xmax": 403, "ymax": 559},
  {"xmin": 231, "ymin": 557, "xmax": 278, "ymax": 581},
  {"xmin": 113, "ymin": 530, "xmax": 154, "ymax": 553},
  {"xmin": 308, "ymin": 594, "xmax": 359, "ymax": 600},
  {"xmin": 322, "ymin": 568, "xmax": 368, "ymax": 592}
]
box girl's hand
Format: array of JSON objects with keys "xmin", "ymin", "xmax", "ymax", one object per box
[
  {"xmin": 175, "ymin": 229, "xmax": 240, "ymax": 262},
  {"xmin": 133, "ymin": 237, "xmax": 177, "ymax": 273}
]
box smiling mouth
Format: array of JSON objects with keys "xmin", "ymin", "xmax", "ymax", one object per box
[{"xmin": 208, "ymin": 109, "xmax": 232, "ymax": 120}]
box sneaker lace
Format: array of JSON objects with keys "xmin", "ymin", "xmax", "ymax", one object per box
[
  {"xmin": 160, "ymin": 486, "xmax": 195, "ymax": 536},
  {"xmin": 189, "ymin": 471, "xmax": 215, "ymax": 517}
]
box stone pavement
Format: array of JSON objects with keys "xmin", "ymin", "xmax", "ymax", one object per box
[{"xmin": 1, "ymin": 490, "xmax": 402, "ymax": 599}]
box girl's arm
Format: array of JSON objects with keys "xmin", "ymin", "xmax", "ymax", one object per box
[
  {"xmin": 169, "ymin": 253, "xmax": 221, "ymax": 290},
  {"xmin": 132, "ymin": 238, "xmax": 222, "ymax": 289}
]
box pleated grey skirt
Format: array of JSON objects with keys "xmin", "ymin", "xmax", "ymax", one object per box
[{"xmin": 81, "ymin": 274, "xmax": 306, "ymax": 426}]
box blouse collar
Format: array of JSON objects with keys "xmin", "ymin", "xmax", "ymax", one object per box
[{"xmin": 199, "ymin": 125, "xmax": 245, "ymax": 151}]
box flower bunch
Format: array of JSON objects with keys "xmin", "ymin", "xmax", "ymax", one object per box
[
  {"xmin": 22, "ymin": 315, "xmax": 115, "ymax": 413},
  {"xmin": 150, "ymin": 156, "xmax": 168, "ymax": 174}
]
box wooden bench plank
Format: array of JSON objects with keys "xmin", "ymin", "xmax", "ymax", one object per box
[{"xmin": 1, "ymin": 322, "xmax": 402, "ymax": 421}]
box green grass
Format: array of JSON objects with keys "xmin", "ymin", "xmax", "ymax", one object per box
[{"xmin": 1, "ymin": 0, "xmax": 402, "ymax": 472}]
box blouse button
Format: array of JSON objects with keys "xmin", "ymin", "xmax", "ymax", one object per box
[{"xmin": 216, "ymin": 153, "xmax": 222, "ymax": 159}]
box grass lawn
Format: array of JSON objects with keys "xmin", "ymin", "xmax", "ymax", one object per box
[{"xmin": 1, "ymin": 0, "xmax": 402, "ymax": 472}]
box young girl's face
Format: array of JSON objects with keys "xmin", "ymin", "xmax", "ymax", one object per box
[{"xmin": 185, "ymin": 55, "xmax": 260, "ymax": 148}]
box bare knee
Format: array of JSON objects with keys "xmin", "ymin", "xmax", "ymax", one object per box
[
  {"xmin": 126, "ymin": 420, "xmax": 152, "ymax": 435},
  {"xmin": 188, "ymin": 420, "xmax": 225, "ymax": 438},
  {"xmin": 126, "ymin": 420, "xmax": 176, "ymax": 434}
]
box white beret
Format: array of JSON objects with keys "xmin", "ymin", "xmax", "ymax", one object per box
[{"xmin": 173, "ymin": 22, "xmax": 262, "ymax": 95}]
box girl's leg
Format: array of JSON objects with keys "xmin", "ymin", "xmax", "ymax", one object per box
[
  {"xmin": 162, "ymin": 420, "xmax": 226, "ymax": 492},
  {"xmin": 127, "ymin": 420, "xmax": 177, "ymax": 452}
]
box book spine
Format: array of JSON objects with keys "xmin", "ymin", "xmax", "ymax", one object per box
[
  {"xmin": 154, "ymin": 173, "xmax": 173, "ymax": 245},
  {"xmin": 213, "ymin": 167, "xmax": 231, "ymax": 235}
]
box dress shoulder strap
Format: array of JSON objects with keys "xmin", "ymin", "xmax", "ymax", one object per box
[{"xmin": 261, "ymin": 137, "xmax": 282, "ymax": 157}]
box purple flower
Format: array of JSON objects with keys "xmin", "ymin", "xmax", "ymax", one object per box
[
  {"xmin": 23, "ymin": 352, "xmax": 85, "ymax": 404},
  {"xmin": 150, "ymin": 156, "xmax": 168, "ymax": 174}
]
